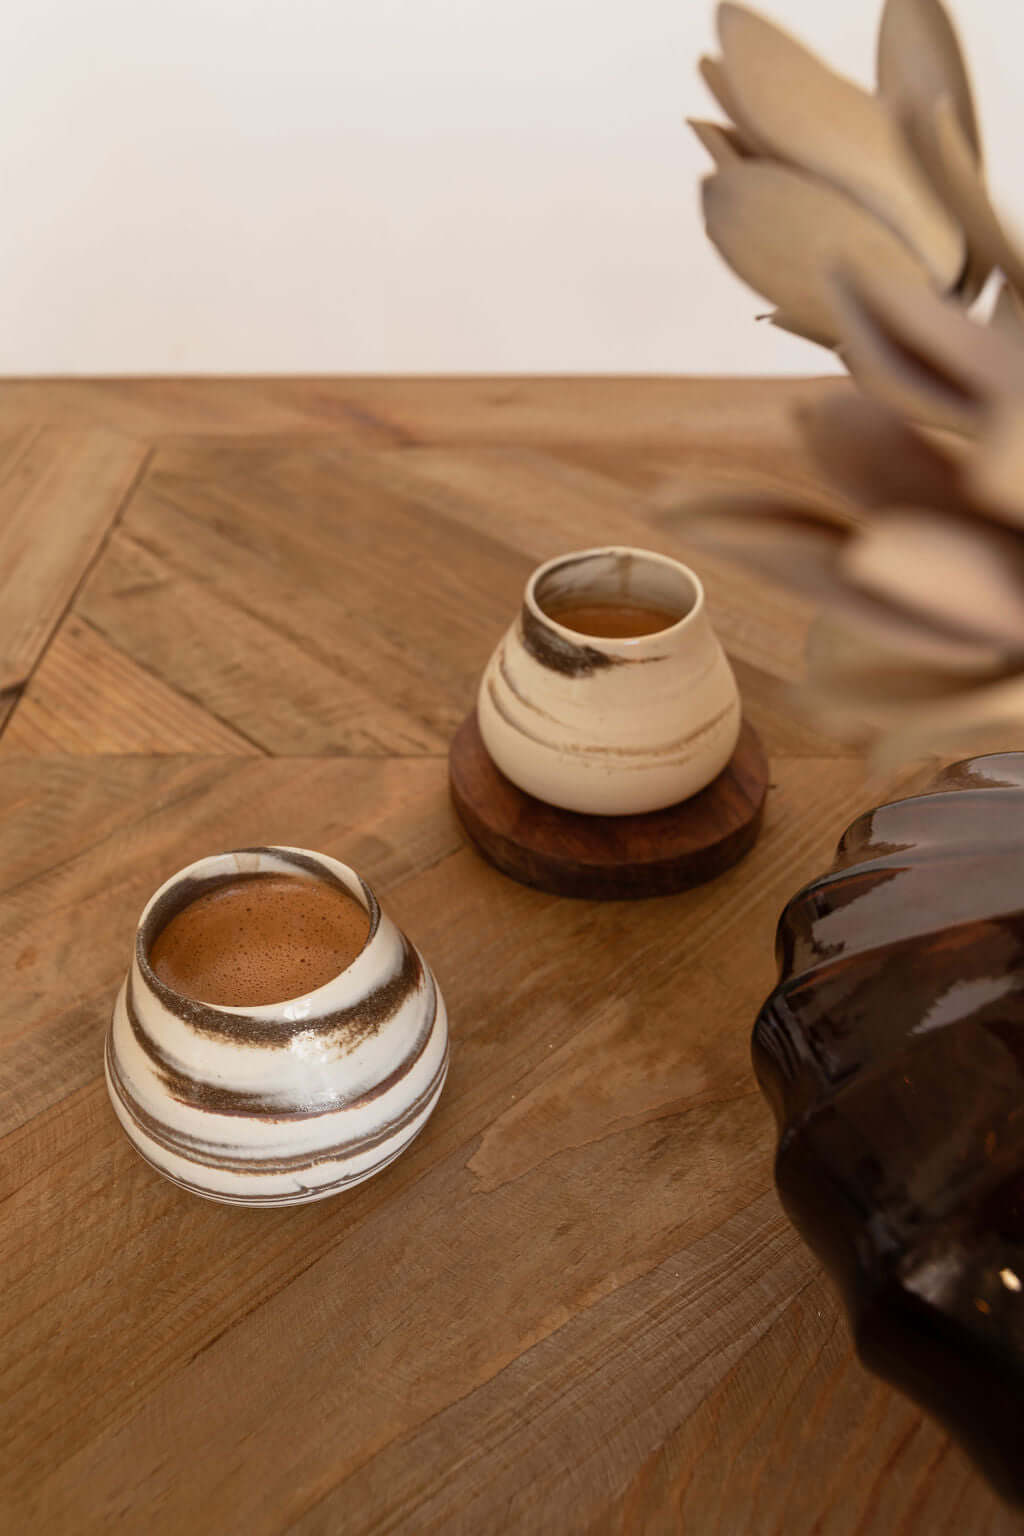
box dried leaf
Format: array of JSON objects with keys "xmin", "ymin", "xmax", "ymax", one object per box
[
  {"xmin": 693, "ymin": 513, "xmax": 843, "ymax": 558},
  {"xmin": 688, "ymin": 1, "xmax": 1024, "ymax": 759},
  {"xmin": 828, "ymin": 264, "xmax": 1024, "ymax": 433},
  {"xmin": 807, "ymin": 612, "xmax": 1006, "ymax": 705},
  {"xmin": 795, "ymin": 393, "xmax": 968, "ymax": 513},
  {"xmin": 797, "ymin": 626, "xmax": 1008, "ymax": 762},
  {"xmin": 866, "ymin": 675, "xmax": 1024, "ymax": 763},
  {"xmin": 969, "ymin": 401, "xmax": 1024, "ymax": 526},
  {"xmin": 841, "ymin": 508, "xmax": 1024, "ymax": 650},
  {"xmin": 812, "ymin": 590, "xmax": 1005, "ymax": 676},
  {"xmin": 687, "ymin": 118, "xmax": 749, "ymax": 168},
  {"xmin": 955, "ymin": 249, "xmax": 994, "ymax": 307},
  {"xmin": 698, "ymin": 56, "xmax": 760, "ymax": 151},
  {"xmin": 670, "ymin": 498, "xmax": 845, "ymax": 594},
  {"xmin": 702, "ymin": 163, "xmax": 930, "ymax": 347},
  {"xmin": 767, "ymin": 310, "xmax": 833, "ymax": 345},
  {"xmin": 673, "ymin": 491, "xmax": 1007, "ymax": 668},
  {"xmin": 877, "ymin": 0, "xmax": 980, "ymax": 157},
  {"xmin": 716, "ymin": 2, "xmax": 964, "ymax": 286},
  {"xmin": 669, "ymin": 489, "xmax": 856, "ymax": 530},
  {"xmin": 990, "ymin": 282, "xmax": 1024, "ymax": 346},
  {"xmin": 905, "ymin": 96, "xmax": 1024, "ymax": 297}
]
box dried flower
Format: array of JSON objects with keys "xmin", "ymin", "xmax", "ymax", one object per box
[
  {"xmin": 693, "ymin": 0, "xmax": 991, "ymax": 343},
  {"xmin": 679, "ymin": 389, "xmax": 1024, "ymax": 758},
  {"xmin": 686, "ymin": 0, "xmax": 1024, "ymax": 757}
]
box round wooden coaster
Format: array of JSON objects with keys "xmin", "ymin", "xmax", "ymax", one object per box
[{"xmin": 449, "ymin": 710, "xmax": 769, "ymax": 899}]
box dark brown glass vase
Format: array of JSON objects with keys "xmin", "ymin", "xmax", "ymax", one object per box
[{"xmin": 753, "ymin": 752, "xmax": 1024, "ymax": 1504}]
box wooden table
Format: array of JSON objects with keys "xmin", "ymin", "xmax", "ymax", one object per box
[{"xmin": 0, "ymin": 379, "xmax": 1016, "ymax": 1534}]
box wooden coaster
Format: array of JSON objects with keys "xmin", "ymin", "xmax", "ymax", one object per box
[{"xmin": 449, "ymin": 711, "xmax": 769, "ymax": 899}]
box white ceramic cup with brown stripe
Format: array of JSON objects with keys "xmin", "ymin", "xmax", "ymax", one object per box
[
  {"xmin": 477, "ymin": 546, "xmax": 742, "ymax": 815},
  {"xmin": 106, "ymin": 846, "xmax": 449, "ymax": 1206}
]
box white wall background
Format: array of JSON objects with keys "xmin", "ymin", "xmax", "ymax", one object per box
[{"xmin": 1, "ymin": 0, "xmax": 1019, "ymax": 374}]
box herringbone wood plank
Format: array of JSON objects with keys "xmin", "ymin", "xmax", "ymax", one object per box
[{"xmin": 0, "ymin": 380, "xmax": 1013, "ymax": 1536}]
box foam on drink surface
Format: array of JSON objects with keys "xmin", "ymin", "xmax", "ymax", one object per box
[{"xmin": 149, "ymin": 874, "xmax": 370, "ymax": 1007}]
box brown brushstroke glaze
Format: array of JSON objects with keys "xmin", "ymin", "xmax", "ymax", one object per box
[
  {"xmin": 137, "ymin": 850, "xmax": 421, "ymax": 1050},
  {"xmin": 124, "ymin": 967, "xmax": 438, "ymax": 1119},
  {"xmin": 517, "ymin": 604, "xmax": 619, "ymax": 677},
  {"xmin": 106, "ymin": 1034, "xmax": 449, "ymax": 1174}
]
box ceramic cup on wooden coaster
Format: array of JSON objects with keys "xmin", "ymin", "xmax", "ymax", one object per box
[
  {"xmin": 477, "ymin": 546, "xmax": 742, "ymax": 816},
  {"xmin": 105, "ymin": 846, "xmax": 449, "ymax": 1206}
]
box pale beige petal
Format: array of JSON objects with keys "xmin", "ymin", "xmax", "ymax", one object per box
[
  {"xmin": 954, "ymin": 249, "xmax": 993, "ymax": 307},
  {"xmin": 798, "ymin": 619, "xmax": 1008, "ymax": 754},
  {"xmin": 702, "ymin": 163, "xmax": 930, "ymax": 347},
  {"xmin": 698, "ymin": 56, "xmax": 761, "ymax": 152},
  {"xmin": 797, "ymin": 669, "xmax": 1023, "ymax": 764},
  {"xmin": 861, "ymin": 673, "xmax": 1024, "ymax": 764},
  {"xmin": 906, "ymin": 96, "xmax": 1024, "ymax": 296},
  {"xmin": 715, "ymin": 2, "xmax": 964, "ymax": 286},
  {"xmin": 811, "ymin": 594, "xmax": 1005, "ymax": 676},
  {"xmin": 828, "ymin": 264, "xmax": 1024, "ymax": 433},
  {"xmin": 687, "ymin": 119, "xmax": 749, "ymax": 168},
  {"xmin": 969, "ymin": 400, "xmax": 1024, "ymax": 526},
  {"xmin": 795, "ymin": 393, "xmax": 968, "ymax": 512},
  {"xmin": 841, "ymin": 261, "xmax": 1024, "ymax": 394},
  {"xmin": 668, "ymin": 497, "xmax": 849, "ymax": 600},
  {"xmin": 990, "ymin": 281, "xmax": 1024, "ymax": 346},
  {"xmin": 673, "ymin": 494, "xmax": 1010, "ymax": 669},
  {"xmin": 877, "ymin": 1, "xmax": 988, "ymax": 297},
  {"xmin": 831, "ymin": 336, "xmax": 977, "ymax": 435},
  {"xmin": 806, "ymin": 612, "xmax": 1005, "ymax": 707},
  {"xmin": 877, "ymin": 0, "xmax": 980, "ymax": 157},
  {"xmin": 766, "ymin": 310, "xmax": 834, "ymax": 345},
  {"xmin": 841, "ymin": 508, "xmax": 1024, "ymax": 650}
]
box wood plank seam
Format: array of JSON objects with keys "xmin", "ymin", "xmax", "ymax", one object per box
[
  {"xmin": 0, "ymin": 426, "xmax": 42, "ymax": 490},
  {"xmin": 107, "ymin": 521, "xmax": 455, "ymax": 756},
  {"xmin": 2, "ymin": 382, "xmax": 1014, "ymax": 1536},
  {"xmin": 71, "ymin": 614, "xmax": 273, "ymax": 758},
  {"xmin": 280, "ymin": 1208, "xmax": 815, "ymax": 1534},
  {"xmin": 0, "ymin": 443, "xmax": 154, "ymax": 742},
  {"xmin": 332, "ymin": 395, "xmax": 420, "ymax": 447},
  {"xmin": 0, "ymin": 769, "xmax": 218, "ymax": 907}
]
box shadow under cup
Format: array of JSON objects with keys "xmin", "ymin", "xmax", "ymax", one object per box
[{"xmin": 105, "ymin": 846, "xmax": 449, "ymax": 1207}]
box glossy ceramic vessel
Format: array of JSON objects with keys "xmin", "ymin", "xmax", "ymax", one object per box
[
  {"xmin": 106, "ymin": 846, "xmax": 449, "ymax": 1206},
  {"xmin": 477, "ymin": 546, "xmax": 741, "ymax": 816},
  {"xmin": 754, "ymin": 753, "xmax": 1024, "ymax": 1505}
]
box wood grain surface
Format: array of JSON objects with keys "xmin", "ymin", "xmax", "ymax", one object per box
[{"xmin": 0, "ymin": 378, "xmax": 1017, "ymax": 1535}]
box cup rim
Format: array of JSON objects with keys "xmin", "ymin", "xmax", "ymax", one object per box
[
  {"xmin": 135, "ymin": 845, "xmax": 381, "ymax": 1017},
  {"xmin": 525, "ymin": 545, "xmax": 706, "ymax": 648}
]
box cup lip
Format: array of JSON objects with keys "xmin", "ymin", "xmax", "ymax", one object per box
[
  {"xmin": 135, "ymin": 845, "xmax": 381, "ymax": 1018},
  {"xmin": 525, "ymin": 545, "xmax": 706, "ymax": 649}
]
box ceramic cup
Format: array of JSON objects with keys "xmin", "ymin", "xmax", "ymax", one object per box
[
  {"xmin": 105, "ymin": 846, "xmax": 449, "ymax": 1207},
  {"xmin": 477, "ymin": 546, "xmax": 741, "ymax": 816}
]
